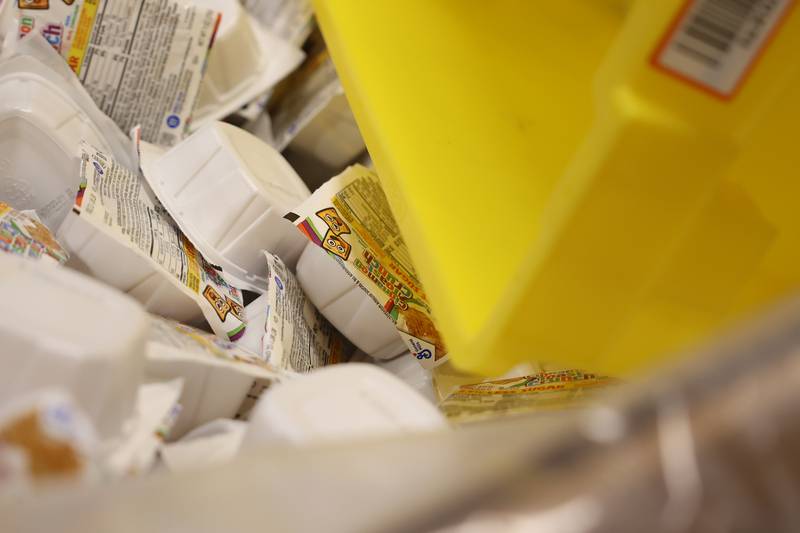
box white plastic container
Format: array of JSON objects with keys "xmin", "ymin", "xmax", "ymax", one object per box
[
  {"xmin": 296, "ymin": 243, "xmax": 407, "ymax": 359},
  {"xmin": 146, "ymin": 355, "xmax": 256, "ymax": 439},
  {"xmin": 0, "ymin": 50, "xmax": 131, "ymax": 230},
  {"xmin": 234, "ymin": 293, "xmax": 270, "ymax": 355},
  {"xmin": 241, "ymin": 0, "xmax": 314, "ymax": 46},
  {"xmin": 58, "ymin": 212, "xmax": 205, "ymax": 326},
  {"xmin": 287, "ymin": 92, "xmax": 365, "ymax": 169},
  {"xmin": 350, "ymin": 349, "xmax": 436, "ymax": 403},
  {"xmin": 160, "ymin": 419, "xmax": 247, "ymax": 472},
  {"xmin": 243, "ymin": 364, "xmax": 446, "ymax": 446},
  {"xmin": 141, "ymin": 122, "xmax": 310, "ymax": 289},
  {"xmin": 0, "ymin": 253, "xmax": 148, "ymax": 439},
  {"xmin": 189, "ymin": 0, "xmax": 303, "ymax": 129},
  {"xmin": 145, "ymin": 315, "xmax": 282, "ymax": 438}
]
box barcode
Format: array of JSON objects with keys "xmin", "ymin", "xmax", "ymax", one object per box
[
  {"xmin": 653, "ymin": 0, "xmax": 793, "ymax": 97},
  {"xmin": 675, "ymin": 0, "xmax": 760, "ymax": 67}
]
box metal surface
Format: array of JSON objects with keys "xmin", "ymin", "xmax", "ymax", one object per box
[{"xmin": 5, "ymin": 297, "xmax": 800, "ymax": 532}]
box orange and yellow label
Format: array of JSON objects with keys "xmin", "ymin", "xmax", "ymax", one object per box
[
  {"xmin": 181, "ymin": 235, "xmax": 202, "ymax": 293},
  {"xmin": 66, "ymin": 0, "xmax": 99, "ymax": 74}
]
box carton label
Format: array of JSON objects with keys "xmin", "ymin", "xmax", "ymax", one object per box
[{"xmin": 652, "ymin": 0, "xmax": 794, "ymax": 98}]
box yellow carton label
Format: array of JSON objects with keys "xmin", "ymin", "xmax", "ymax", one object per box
[
  {"xmin": 66, "ymin": 0, "xmax": 99, "ymax": 74},
  {"xmin": 181, "ymin": 235, "xmax": 201, "ymax": 293}
]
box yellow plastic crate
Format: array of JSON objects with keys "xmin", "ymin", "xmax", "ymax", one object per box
[{"xmin": 313, "ymin": 0, "xmax": 800, "ymax": 376}]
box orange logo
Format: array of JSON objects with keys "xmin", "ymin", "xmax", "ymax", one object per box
[
  {"xmin": 202, "ymin": 286, "xmax": 243, "ymax": 322},
  {"xmin": 317, "ymin": 207, "xmax": 352, "ymax": 260},
  {"xmin": 322, "ymin": 231, "xmax": 351, "ymax": 260},
  {"xmin": 316, "ymin": 207, "xmax": 351, "ymax": 236},
  {"xmin": 18, "ymin": 0, "xmax": 49, "ymax": 9}
]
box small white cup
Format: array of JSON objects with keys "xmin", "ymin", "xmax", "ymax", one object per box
[
  {"xmin": 189, "ymin": 0, "xmax": 303, "ymax": 128},
  {"xmin": 296, "ymin": 243, "xmax": 407, "ymax": 359},
  {"xmin": 0, "ymin": 55, "xmax": 117, "ymax": 229},
  {"xmin": 142, "ymin": 122, "xmax": 310, "ymax": 290},
  {"xmin": 0, "ymin": 254, "xmax": 148, "ymax": 439},
  {"xmin": 243, "ymin": 363, "xmax": 446, "ymax": 446}
]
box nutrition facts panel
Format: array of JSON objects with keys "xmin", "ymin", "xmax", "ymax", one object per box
[
  {"xmin": 79, "ymin": 0, "xmax": 217, "ymax": 144},
  {"xmin": 15, "ymin": 0, "xmax": 217, "ymax": 145}
]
